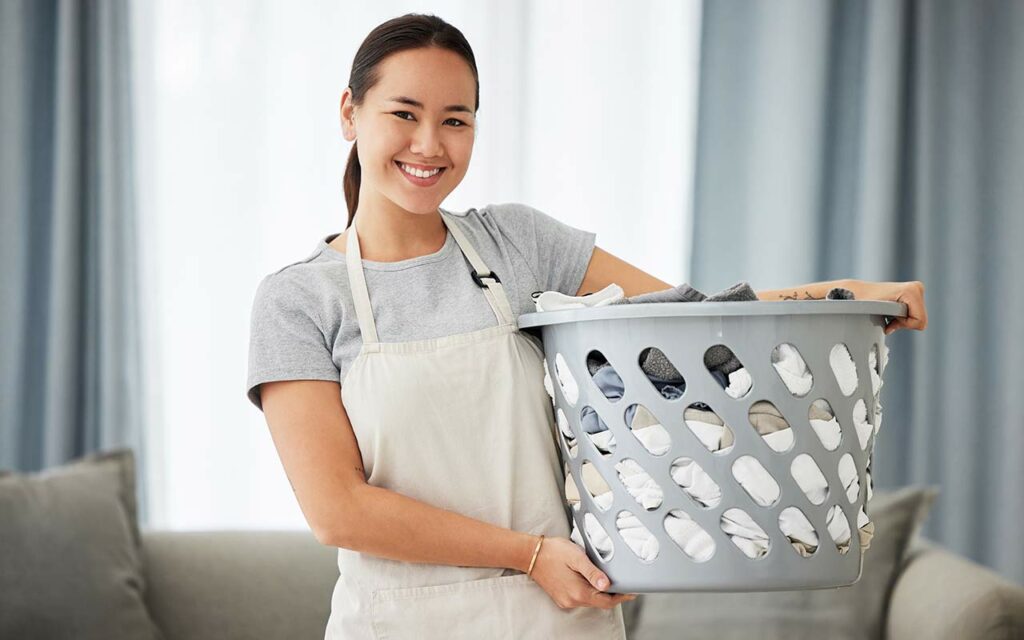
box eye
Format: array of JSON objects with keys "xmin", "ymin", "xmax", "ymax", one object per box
[{"xmin": 391, "ymin": 112, "xmax": 468, "ymax": 128}]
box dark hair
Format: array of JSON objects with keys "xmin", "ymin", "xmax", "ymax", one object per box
[{"xmin": 342, "ymin": 14, "xmax": 480, "ymax": 228}]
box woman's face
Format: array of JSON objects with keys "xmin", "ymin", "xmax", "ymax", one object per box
[{"xmin": 341, "ymin": 47, "xmax": 477, "ymax": 217}]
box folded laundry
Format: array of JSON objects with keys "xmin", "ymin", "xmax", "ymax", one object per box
[
  {"xmin": 830, "ymin": 343, "xmax": 859, "ymax": 396},
  {"xmin": 772, "ymin": 343, "xmax": 813, "ymax": 396},
  {"xmin": 537, "ymin": 282, "xmax": 859, "ymax": 409},
  {"xmin": 533, "ymin": 283, "xmax": 625, "ymax": 312},
  {"xmin": 567, "ymin": 401, "xmax": 874, "ymax": 561}
]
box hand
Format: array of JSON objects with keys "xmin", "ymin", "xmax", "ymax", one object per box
[
  {"xmin": 851, "ymin": 280, "xmax": 928, "ymax": 335},
  {"xmin": 528, "ymin": 536, "xmax": 638, "ymax": 610}
]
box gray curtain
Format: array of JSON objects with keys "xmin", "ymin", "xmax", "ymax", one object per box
[
  {"xmin": 0, "ymin": 0, "xmax": 150, "ymax": 523},
  {"xmin": 692, "ymin": 0, "xmax": 1024, "ymax": 583}
]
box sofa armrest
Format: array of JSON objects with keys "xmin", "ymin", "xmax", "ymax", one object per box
[
  {"xmin": 141, "ymin": 529, "xmax": 339, "ymax": 640},
  {"xmin": 887, "ymin": 540, "xmax": 1024, "ymax": 640}
]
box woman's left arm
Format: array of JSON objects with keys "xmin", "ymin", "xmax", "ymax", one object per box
[
  {"xmin": 755, "ymin": 279, "xmax": 928, "ymax": 335},
  {"xmin": 577, "ymin": 247, "xmax": 927, "ymax": 336}
]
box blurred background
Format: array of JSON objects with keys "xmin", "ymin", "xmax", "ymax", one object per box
[{"xmin": 1, "ymin": 0, "xmax": 1021, "ymax": 586}]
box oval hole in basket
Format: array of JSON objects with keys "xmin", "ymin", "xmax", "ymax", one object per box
[
  {"xmin": 808, "ymin": 399, "xmax": 842, "ymax": 451},
  {"xmin": 637, "ymin": 347, "xmax": 686, "ymax": 400},
  {"xmin": 670, "ymin": 457, "xmax": 722, "ymax": 509},
  {"xmin": 583, "ymin": 512, "xmax": 614, "ymax": 562},
  {"xmin": 771, "ymin": 343, "xmax": 813, "ymax": 397},
  {"xmin": 852, "ymin": 399, "xmax": 872, "ymax": 450},
  {"xmin": 615, "ymin": 509, "xmax": 660, "ymax": 563},
  {"xmin": 564, "ymin": 463, "xmax": 581, "ymax": 512},
  {"xmin": 543, "ymin": 358, "xmax": 555, "ymax": 401},
  {"xmin": 580, "ymin": 406, "xmax": 616, "ymax": 456},
  {"xmin": 732, "ymin": 455, "xmax": 781, "ymax": 507},
  {"xmin": 556, "ymin": 408, "xmax": 578, "ymax": 458},
  {"xmin": 625, "ymin": 404, "xmax": 671, "ymax": 456},
  {"xmin": 684, "ymin": 402, "xmax": 735, "ymax": 455},
  {"xmin": 826, "ymin": 504, "xmax": 853, "ymax": 555},
  {"xmin": 779, "ymin": 506, "xmax": 819, "ymax": 557},
  {"xmin": 749, "ymin": 400, "xmax": 794, "ymax": 453},
  {"xmin": 554, "ymin": 352, "xmax": 579, "ymax": 405},
  {"xmin": 704, "ymin": 344, "xmax": 752, "ymax": 399},
  {"xmin": 791, "ymin": 454, "xmax": 829, "ymax": 505},
  {"xmin": 664, "ymin": 509, "xmax": 716, "ymax": 562},
  {"xmin": 838, "ymin": 453, "xmax": 859, "ymax": 503},
  {"xmin": 868, "ymin": 343, "xmax": 883, "ymax": 397},
  {"xmin": 720, "ymin": 508, "xmax": 771, "ymax": 559},
  {"xmin": 614, "ymin": 458, "xmax": 663, "ymax": 511},
  {"xmin": 580, "ymin": 460, "xmax": 613, "ymax": 512},
  {"xmin": 829, "ymin": 343, "xmax": 859, "ymax": 396},
  {"xmin": 587, "ymin": 349, "xmax": 624, "ymax": 403}
]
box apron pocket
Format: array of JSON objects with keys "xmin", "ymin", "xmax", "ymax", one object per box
[{"xmin": 369, "ymin": 572, "xmax": 622, "ymax": 640}]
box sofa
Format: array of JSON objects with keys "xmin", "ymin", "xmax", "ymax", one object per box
[
  {"xmin": 140, "ymin": 528, "xmax": 1024, "ymax": 640},
  {"xmin": 3, "ymin": 448, "xmax": 1023, "ymax": 639}
]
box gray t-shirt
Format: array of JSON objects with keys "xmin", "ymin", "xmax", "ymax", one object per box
[{"xmin": 246, "ymin": 202, "xmax": 596, "ymax": 411}]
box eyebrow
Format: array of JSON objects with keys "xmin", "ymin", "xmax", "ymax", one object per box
[{"xmin": 386, "ymin": 96, "xmax": 473, "ymax": 114}]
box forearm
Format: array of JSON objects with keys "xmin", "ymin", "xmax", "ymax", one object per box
[
  {"xmin": 331, "ymin": 483, "xmax": 540, "ymax": 573},
  {"xmin": 755, "ymin": 278, "xmax": 857, "ymax": 301}
]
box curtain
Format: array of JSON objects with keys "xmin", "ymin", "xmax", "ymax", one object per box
[
  {"xmin": 692, "ymin": 0, "xmax": 1024, "ymax": 583},
  {"xmin": 128, "ymin": 0, "xmax": 701, "ymax": 530},
  {"xmin": 0, "ymin": 0, "xmax": 151, "ymax": 522}
]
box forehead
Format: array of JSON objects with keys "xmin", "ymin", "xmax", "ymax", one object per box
[{"xmin": 371, "ymin": 47, "xmax": 476, "ymax": 108}]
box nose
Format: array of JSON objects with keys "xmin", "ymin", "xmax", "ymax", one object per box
[{"xmin": 409, "ymin": 121, "xmax": 444, "ymax": 159}]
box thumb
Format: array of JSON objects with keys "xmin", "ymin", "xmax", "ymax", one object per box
[
  {"xmin": 884, "ymin": 318, "xmax": 904, "ymax": 335},
  {"xmin": 581, "ymin": 564, "xmax": 610, "ymax": 591}
]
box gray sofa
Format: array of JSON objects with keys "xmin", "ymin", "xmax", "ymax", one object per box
[
  {"xmin": 4, "ymin": 450, "xmax": 1022, "ymax": 639},
  {"xmin": 141, "ymin": 528, "xmax": 1024, "ymax": 640}
]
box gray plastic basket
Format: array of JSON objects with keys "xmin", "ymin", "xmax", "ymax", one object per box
[{"xmin": 518, "ymin": 300, "xmax": 907, "ymax": 593}]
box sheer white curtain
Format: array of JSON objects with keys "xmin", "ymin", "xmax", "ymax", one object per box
[{"xmin": 130, "ymin": 0, "xmax": 702, "ymax": 530}]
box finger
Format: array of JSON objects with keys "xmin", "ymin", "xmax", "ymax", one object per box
[{"xmin": 589, "ymin": 591, "xmax": 624, "ymax": 608}]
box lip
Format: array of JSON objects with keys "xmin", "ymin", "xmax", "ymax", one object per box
[{"xmin": 395, "ymin": 161, "xmax": 446, "ymax": 187}]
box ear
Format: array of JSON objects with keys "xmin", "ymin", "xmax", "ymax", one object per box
[{"xmin": 340, "ymin": 88, "xmax": 357, "ymax": 142}]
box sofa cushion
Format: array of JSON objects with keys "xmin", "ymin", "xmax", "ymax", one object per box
[
  {"xmin": 0, "ymin": 448, "xmax": 162, "ymax": 640},
  {"xmin": 628, "ymin": 485, "xmax": 938, "ymax": 640},
  {"xmin": 141, "ymin": 530, "xmax": 338, "ymax": 640}
]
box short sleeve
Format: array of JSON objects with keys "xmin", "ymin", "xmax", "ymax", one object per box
[
  {"xmin": 491, "ymin": 203, "xmax": 596, "ymax": 296},
  {"xmin": 246, "ymin": 273, "xmax": 340, "ymax": 412}
]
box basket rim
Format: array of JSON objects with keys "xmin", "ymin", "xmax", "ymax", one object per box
[{"xmin": 517, "ymin": 300, "xmax": 908, "ymax": 330}]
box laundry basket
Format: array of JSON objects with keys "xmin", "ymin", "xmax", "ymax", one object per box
[{"xmin": 518, "ymin": 300, "xmax": 907, "ymax": 593}]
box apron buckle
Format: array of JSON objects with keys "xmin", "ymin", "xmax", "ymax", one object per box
[{"xmin": 471, "ymin": 270, "xmax": 501, "ymax": 288}]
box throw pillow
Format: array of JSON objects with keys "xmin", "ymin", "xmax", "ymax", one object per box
[
  {"xmin": 0, "ymin": 448, "xmax": 163, "ymax": 640},
  {"xmin": 628, "ymin": 485, "xmax": 938, "ymax": 640}
]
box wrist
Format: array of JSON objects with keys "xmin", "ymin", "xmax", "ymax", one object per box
[{"xmin": 511, "ymin": 531, "xmax": 539, "ymax": 574}]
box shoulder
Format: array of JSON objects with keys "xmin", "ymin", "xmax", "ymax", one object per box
[
  {"xmin": 252, "ymin": 243, "xmax": 348, "ymax": 313},
  {"xmin": 444, "ymin": 202, "xmax": 543, "ymax": 239}
]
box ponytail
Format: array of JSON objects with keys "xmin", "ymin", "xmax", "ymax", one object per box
[{"xmin": 343, "ymin": 142, "xmax": 361, "ymax": 228}]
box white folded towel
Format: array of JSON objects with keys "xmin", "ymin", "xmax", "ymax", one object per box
[{"xmin": 534, "ymin": 283, "xmax": 624, "ymax": 312}]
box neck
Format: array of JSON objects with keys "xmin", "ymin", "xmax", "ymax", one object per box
[{"xmin": 351, "ymin": 193, "xmax": 446, "ymax": 262}]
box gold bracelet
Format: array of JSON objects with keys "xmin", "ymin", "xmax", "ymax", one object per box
[{"xmin": 527, "ymin": 535, "xmax": 545, "ymax": 577}]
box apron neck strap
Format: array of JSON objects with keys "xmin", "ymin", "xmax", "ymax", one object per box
[
  {"xmin": 344, "ymin": 210, "xmax": 516, "ymax": 346},
  {"xmin": 345, "ymin": 218, "xmax": 380, "ymax": 344},
  {"xmin": 439, "ymin": 211, "xmax": 516, "ymax": 327}
]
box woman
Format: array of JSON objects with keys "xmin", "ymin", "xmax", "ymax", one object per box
[{"xmin": 246, "ymin": 13, "xmax": 928, "ymax": 639}]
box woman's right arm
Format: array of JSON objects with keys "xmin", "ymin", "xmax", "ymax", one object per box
[{"xmin": 259, "ymin": 378, "xmax": 636, "ymax": 610}]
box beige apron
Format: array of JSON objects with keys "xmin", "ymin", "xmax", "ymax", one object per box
[{"xmin": 324, "ymin": 211, "xmax": 626, "ymax": 639}]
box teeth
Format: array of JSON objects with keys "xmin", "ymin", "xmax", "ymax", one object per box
[{"xmin": 399, "ymin": 162, "xmax": 442, "ymax": 179}]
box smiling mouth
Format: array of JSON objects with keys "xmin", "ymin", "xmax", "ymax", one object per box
[{"xmin": 395, "ymin": 161, "xmax": 446, "ymax": 175}]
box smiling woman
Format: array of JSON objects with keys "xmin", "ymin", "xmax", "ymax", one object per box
[{"xmin": 249, "ymin": 12, "xmax": 633, "ymax": 640}]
